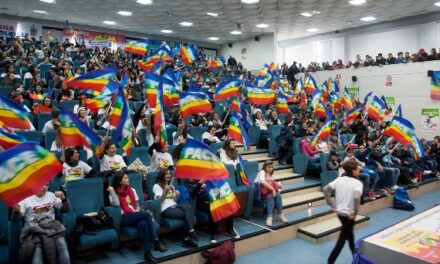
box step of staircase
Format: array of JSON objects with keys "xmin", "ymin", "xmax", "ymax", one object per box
[
  {"xmin": 297, "ymin": 214, "xmax": 370, "ymax": 243},
  {"xmin": 240, "ymin": 151, "xmax": 271, "ymax": 160},
  {"xmin": 236, "ymin": 144, "xmax": 259, "ymax": 153},
  {"xmin": 282, "ymin": 191, "xmax": 326, "ymax": 214},
  {"xmin": 280, "ymin": 179, "xmax": 322, "ymax": 199},
  {"xmin": 273, "ymin": 172, "xmax": 303, "ymax": 185}
]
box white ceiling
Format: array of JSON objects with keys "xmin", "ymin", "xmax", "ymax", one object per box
[{"xmin": 1, "ymin": 0, "xmax": 440, "ymax": 44}]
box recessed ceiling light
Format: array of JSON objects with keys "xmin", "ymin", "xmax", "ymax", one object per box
[
  {"xmin": 206, "ymin": 12, "xmax": 218, "ymax": 17},
  {"xmin": 256, "ymin": 23, "xmax": 269, "ymax": 28},
  {"xmin": 307, "ymin": 28, "xmax": 319, "ymax": 32},
  {"xmin": 161, "ymin": 29, "xmax": 173, "ymax": 34},
  {"xmin": 241, "ymin": 0, "xmax": 259, "ymax": 4},
  {"xmin": 349, "ymin": 0, "xmax": 366, "ymax": 5},
  {"xmin": 301, "ymin": 12, "xmax": 312, "ymax": 17},
  {"xmin": 103, "ymin": 21, "xmax": 116, "ymax": 25},
  {"xmin": 33, "ymin": 10, "xmax": 48, "ymax": 14},
  {"xmin": 179, "ymin": 21, "xmax": 193, "ymax": 27},
  {"xmin": 39, "ymin": 0, "xmax": 55, "ymax": 3},
  {"xmin": 136, "ymin": 0, "xmax": 152, "ymax": 5},
  {"xmin": 361, "ymin": 16, "xmax": 376, "ymax": 22},
  {"xmin": 208, "ymin": 37, "xmax": 219, "ymax": 40},
  {"xmin": 435, "ymin": 2, "xmax": 440, "ymax": 6},
  {"xmin": 230, "ymin": 30, "xmax": 242, "ymax": 35},
  {"xmin": 118, "ymin": 11, "xmax": 132, "ymax": 16}
]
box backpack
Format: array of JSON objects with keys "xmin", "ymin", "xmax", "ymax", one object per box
[
  {"xmin": 202, "ymin": 240, "xmax": 235, "ymax": 264},
  {"xmin": 393, "ymin": 187, "xmax": 415, "ymax": 211}
]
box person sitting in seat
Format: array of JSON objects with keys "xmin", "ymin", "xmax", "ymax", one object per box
[
  {"xmin": 62, "ymin": 147, "xmax": 95, "ymax": 184},
  {"xmin": 218, "ymin": 139, "xmax": 239, "ymax": 166},
  {"xmin": 148, "ymin": 137, "xmax": 174, "ymax": 172},
  {"xmin": 202, "ymin": 125, "xmax": 221, "ymax": 145},
  {"xmin": 100, "ymin": 141, "xmax": 127, "ymax": 172}
]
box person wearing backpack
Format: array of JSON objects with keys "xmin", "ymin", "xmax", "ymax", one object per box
[{"xmin": 323, "ymin": 160, "xmax": 363, "ymax": 264}]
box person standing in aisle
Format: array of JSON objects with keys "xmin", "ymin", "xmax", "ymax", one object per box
[{"xmin": 322, "ymin": 160, "xmax": 363, "ymax": 264}]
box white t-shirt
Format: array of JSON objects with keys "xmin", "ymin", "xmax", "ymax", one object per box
[
  {"xmin": 254, "ymin": 170, "xmax": 269, "ymax": 183},
  {"xmin": 152, "ymin": 184, "xmax": 177, "ymax": 212},
  {"xmin": 50, "ymin": 141, "xmax": 63, "ymax": 152},
  {"xmin": 202, "ymin": 132, "xmax": 220, "ymax": 143},
  {"xmin": 62, "ymin": 161, "xmax": 92, "ymax": 182},
  {"xmin": 255, "ymin": 119, "xmax": 268, "ymax": 131},
  {"xmin": 42, "ymin": 120, "xmax": 56, "ymax": 133},
  {"xmin": 19, "ymin": 192, "xmax": 63, "ymax": 223},
  {"xmin": 109, "ymin": 187, "xmax": 139, "ymax": 215},
  {"xmin": 149, "ymin": 150, "xmax": 174, "ymax": 172},
  {"xmin": 218, "ymin": 148, "xmax": 239, "ymax": 166},
  {"xmin": 100, "ymin": 154, "xmax": 127, "ymax": 171},
  {"xmin": 316, "ymin": 142, "xmax": 329, "ymax": 153},
  {"xmin": 327, "ymin": 176, "xmax": 363, "ymax": 215}
]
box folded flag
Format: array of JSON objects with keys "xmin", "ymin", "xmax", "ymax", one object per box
[
  {"xmin": 367, "ymin": 96, "xmax": 386, "ymax": 121},
  {"xmin": 246, "ymin": 84, "xmax": 275, "ymax": 105},
  {"xmin": 175, "ymin": 138, "xmax": 229, "ymax": 181},
  {"xmin": 227, "ymin": 112, "xmax": 251, "ymax": 150},
  {"xmin": 310, "ymin": 120, "xmax": 333, "ymax": 149},
  {"xmin": 0, "ymin": 142, "xmax": 62, "ymax": 206},
  {"xmin": 179, "ymin": 45, "xmax": 198, "ymax": 65},
  {"xmin": 113, "ymin": 88, "xmax": 134, "ymax": 155},
  {"xmin": 205, "ymin": 179, "xmax": 240, "ymax": 222},
  {"xmin": 214, "ymin": 77, "xmax": 242, "ymax": 102},
  {"xmin": 0, "ymin": 128, "xmax": 26, "ymax": 150},
  {"xmin": 237, "ymin": 155, "xmax": 250, "ymax": 186},
  {"xmin": 383, "ymin": 117, "xmax": 424, "ymax": 159},
  {"xmin": 124, "ymin": 39, "xmax": 149, "ymax": 56},
  {"xmin": 177, "ymin": 90, "xmax": 212, "ymax": 119},
  {"xmin": 32, "ymin": 104, "xmax": 52, "ymax": 115},
  {"xmin": 430, "ymin": 71, "xmax": 440, "ymax": 100},
  {"xmin": 0, "ymin": 96, "xmax": 33, "ymax": 130}
]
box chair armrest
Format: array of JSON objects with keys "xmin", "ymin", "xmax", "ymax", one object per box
[
  {"xmin": 8, "ymin": 220, "xmax": 21, "ymax": 258},
  {"xmin": 60, "ymin": 211, "xmax": 76, "ymax": 239},
  {"xmin": 105, "ymin": 206, "xmax": 121, "ymax": 234}
]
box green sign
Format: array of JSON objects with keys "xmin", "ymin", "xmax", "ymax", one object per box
[
  {"xmin": 384, "ymin": 97, "xmax": 395, "ymax": 106},
  {"xmin": 347, "ymin": 87, "xmax": 359, "ymax": 95},
  {"xmin": 421, "ymin": 108, "xmax": 439, "ymax": 117}
]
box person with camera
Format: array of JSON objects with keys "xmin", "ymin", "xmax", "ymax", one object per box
[{"xmin": 108, "ymin": 171, "xmax": 167, "ymax": 263}]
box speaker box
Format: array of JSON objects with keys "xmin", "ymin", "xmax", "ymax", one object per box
[
  {"xmin": 352, "ymin": 75, "xmax": 358, "ymax": 82},
  {"xmin": 228, "ymin": 43, "xmax": 233, "ymax": 48},
  {"xmin": 428, "ymin": 70, "xmax": 433, "ymax": 77},
  {"xmin": 254, "ymin": 36, "xmax": 260, "ymax": 41}
]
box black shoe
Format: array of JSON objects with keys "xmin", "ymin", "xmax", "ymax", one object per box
[
  {"xmin": 226, "ymin": 228, "xmax": 240, "ymax": 239},
  {"xmin": 210, "ymin": 233, "xmax": 218, "ymax": 244},
  {"xmin": 188, "ymin": 231, "xmax": 199, "ymax": 241},
  {"xmin": 182, "ymin": 236, "xmax": 198, "ymax": 248},
  {"xmin": 144, "ymin": 250, "xmax": 157, "ymax": 263},
  {"xmin": 153, "ymin": 240, "xmax": 168, "ymax": 252}
]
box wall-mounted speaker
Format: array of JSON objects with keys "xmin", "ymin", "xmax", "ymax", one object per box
[
  {"xmin": 228, "ymin": 43, "xmax": 233, "ymax": 48},
  {"xmin": 352, "ymin": 75, "xmax": 358, "ymax": 82},
  {"xmin": 254, "ymin": 36, "xmax": 260, "ymax": 42},
  {"xmin": 428, "ymin": 70, "xmax": 433, "ymax": 77}
]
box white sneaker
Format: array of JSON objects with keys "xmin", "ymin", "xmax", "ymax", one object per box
[
  {"xmin": 391, "ymin": 185, "xmax": 399, "ymax": 190},
  {"xmin": 423, "ymin": 170, "xmax": 432, "ymax": 175}
]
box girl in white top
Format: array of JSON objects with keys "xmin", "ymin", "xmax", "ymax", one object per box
[
  {"xmin": 316, "ymin": 138, "xmax": 330, "ymax": 153},
  {"xmin": 218, "ymin": 139, "xmax": 239, "ymax": 166},
  {"xmin": 172, "ymin": 122, "xmax": 193, "ymax": 145},
  {"xmin": 62, "ymin": 148, "xmax": 94, "ymax": 183},
  {"xmin": 254, "ymin": 110, "xmax": 269, "ymax": 131},
  {"xmin": 254, "ymin": 161, "xmax": 288, "ymax": 227},
  {"xmin": 202, "ymin": 125, "xmax": 221, "ymax": 145},
  {"xmin": 148, "ymin": 139, "xmax": 174, "ymax": 172},
  {"xmin": 100, "ymin": 142, "xmax": 127, "ymax": 172},
  {"xmin": 153, "ymin": 168, "xmax": 198, "ymax": 247}
]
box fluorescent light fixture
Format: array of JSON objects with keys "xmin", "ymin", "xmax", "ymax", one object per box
[
  {"xmin": 33, "ymin": 10, "xmax": 48, "ymax": 14},
  {"xmin": 307, "ymin": 28, "xmax": 319, "ymax": 32},
  {"xmin": 241, "ymin": 0, "xmax": 259, "ymax": 4},
  {"xmin": 348, "ymin": 0, "xmax": 366, "ymax": 5},
  {"xmin": 136, "ymin": 0, "xmax": 152, "ymax": 5},
  {"xmin": 161, "ymin": 29, "xmax": 173, "ymax": 33},
  {"xmin": 435, "ymin": 2, "xmax": 440, "ymax": 6},
  {"xmin": 230, "ymin": 30, "xmax": 242, "ymax": 35},
  {"xmin": 118, "ymin": 11, "xmax": 132, "ymax": 16},
  {"xmin": 40, "ymin": 0, "xmax": 55, "ymax": 3},
  {"xmin": 256, "ymin": 23, "xmax": 269, "ymax": 28},
  {"xmin": 361, "ymin": 16, "xmax": 376, "ymax": 22},
  {"xmin": 179, "ymin": 21, "xmax": 193, "ymax": 27},
  {"xmin": 206, "ymin": 12, "xmax": 218, "ymax": 17},
  {"xmin": 103, "ymin": 21, "xmax": 116, "ymax": 25},
  {"xmin": 301, "ymin": 12, "xmax": 312, "ymax": 17},
  {"xmin": 208, "ymin": 37, "xmax": 219, "ymax": 40}
]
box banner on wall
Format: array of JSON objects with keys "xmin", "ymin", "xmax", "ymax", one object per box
[
  {"xmin": 421, "ymin": 108, "xmax": 439, "ymax": 133},
  {"xmin": 0, "ymin": 19, "xmax": 43, "ymax": 38},
  {"xmin": 347, "ymin": 86, "xmax": 359, "ymax": 98},
  {"xmin": 384, "ymin": 96, "xmax": 395, "ymax": 108},
  {"xmin": 385, "ymin": 75, "xmax": 393, "ymax": 87},
  {"xmin": 63, "ymin": 27, "xmax": 125, "ymax": 49}
]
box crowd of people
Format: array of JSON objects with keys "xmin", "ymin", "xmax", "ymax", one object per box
[{"xmin": 1, "ymin": 33, "xmax": 440, "ymax": 264}]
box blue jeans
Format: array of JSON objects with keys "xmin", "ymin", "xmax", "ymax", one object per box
[
  {"xmin": 121, "ymin": 211, "xmax": 157, "ymax": 251},
  {"xmin": 380, "ymin": 167, "xmax": 399, "ymax": 187},
  {"xmin": 309, "ymin": 155, "xmax": 320, "ymax": 163},
  {"xmin": 266, "ymin": 192, "xmax": 283, "ymax": 217},
  {"xmin": 358, "ymin": 173, "xmax": 370, "ymax": 194},
  {"xmin": 162, "ymin": 204, "xmax": 195, "ymax": 232},
  {"xmin": 32, "ymin": 237, "xmax": 70, "ymax": 264},
  {"xmin": 361, "ymin": 168, "xmax": 379, "ymax": 191}
]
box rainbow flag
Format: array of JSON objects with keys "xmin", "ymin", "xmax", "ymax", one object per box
[
  {"xmin": 162, "ymin": 79, "xmax": 179, "ymax": 106},
  {"xmin": 268, "ymin": 62, "xmax": 277, "ymax": 73},
  {"xmin": 431, "ymin": 71, "xmax": 440, "ymax": 100},
  {"xmin": 145, "ymin": 72, "xmax": 178, "ymax": 107},
  {"xmin": 0, "ymin": 128, "xmax": 26, "ymax": 150},
  {"xmin": 229, "ymin": 98, "xmax": 252, "ymax": 129},
  {"xmin": 300, "ymin": 90, "xmax": 308, "ymax": 107},
  {"xmin": 0, "ymin": 142, "xmax": 62, "ymax": 206},
  {"xmin": 205, "ymin": 179, "xmax": 240, "ymax": 222},
  {"xmin": 310, "ymin": 120, "xmax": 333, "ymax": 148},
  {"xmin": 315, "ymin": 101, "xmax": 326, "ymax": 119},
  {"xmin": 310, "ymin": 89, "xmax": 321, "ymax": 110},
  {"xmin": 109, "ymin": 87, "xmax": 125, "ymax": 128},
  {"xmin": 136, "ymin": 56, "xmax": 161, "ymax": 72},
  {"xmin": 246, "ymin": 85, "xmax": 275, "ymax": 105},
  {"xmin": 210, "ymin": 56, "xmax": 225, "ymax": 68},
  {"xmin": 64, "ymin": 67, "xmax": 118, "ymax": 92},
  {"xmin": 329, "ymin": 92, "xmax": 342, "ymax": 111},
  {"xmin": 154, "ymin": 81, "xmax": 167, "ymax": 147},
  {"xmin": 175, "ymin": 138, "xmax": 229, "ymax": 180},
  {"xmin": 277, "ymin": 92, "xmax": 290, "ymax": 114},
  {"xmin": 227, "ymin": 112, "xmax": 251, "ymax": 150},
  {"xmin": 304, "ymin": 75, "xmax": 318, "ymax": 94},
  {"xmin": 0, "ymin": 96, "xmax": 33, "ymax": 130},
  {"xmin": 237, "ymin": 155, "xmax": 250, "ymax": 186},
  {"xmin": 383, "ymin": 117, "xmax": 424, "ymax": 159},
  {"xmin": 177, "ymin": 90, "xmax": 212, "ymax": 119},
  {"xmin": 0, "ymin": 120, "xmax": 11, "ymax": 132},
  {"xmin": 394, "ymin": 104, "xmax": 402, "ymax": 118},
  {"xmin": 124, "ymin": 40, "xmax": 149, "ymax": 56},
  {"xmin": 293, "ymin": 77, "xmax": 304, "ymax": 95},
  {"xmin": 113, "ymin": 88, "xmax": 133, "ymax": 155},
  {"xmin": 344, "ymin": 105, "xmax": 363, "ymax": 125},
  {"xmin": 214, "ymin": 77, "xmax": 241, "ymax": 102},
  {"xmin": 367, "ymin": 96, "xmax": 386, "ymax": 121},
  {"xmin": 28, "ymin": 92, "xmax": 45, "ymax": 100},
  {"xmin": 341, "ymin": 87, "xmax": 353, "ymax": 111},
  {"xmin": 59, "ymin": 106, "xmax": 102, "ymax": 149},
  {"xmin": 85, "ymin": 96, "xmax": 109, "ymax": 114},
  {"xmin": 179, "ymin": 45, "xmax": 198, "ymax": 65}
]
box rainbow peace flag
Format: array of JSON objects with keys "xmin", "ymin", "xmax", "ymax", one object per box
[
  {"xmin": 177, "ymin": 90, "xmax": 212, "ymax": 118},
  {"xmin": 162, "ymin": 79, "xmax": 179, "ymax": 106},
  {"xmin": 175, "ymin": 138, "xmax": 229, "ymax": 180},
  {"xmin": 229, "ymin": 98, "xmax": 252, "ymax": 129},
  {"xmin": 109, "ymin": 87, "xmax": 125, "ymax": 128},
  {"xmin": 344, "ymin": 105, "xmax": 363, "ymax": 125},
  {"xmin": 394, "ymin": 104, "xmax": 402, "ymax": 118},
  {"xmin": 28, "ymin": 92, "xmax": 45, "ymax": 100},
  {"xmin": 300, "ymin": 90, "xmax": 308, "ymax": 107},
  {"xmin": 237, "ymin": 155, "xmax": 250, "ymax": 186},
  {"xmin": 383, "ymin": 117, "xmax": 424, "ymax": 159},
  {"xmin": 431, "ymin": 71, "xmax": 440, "ymax": 100},
  {"xmin": 277, "ymin": 92, "xmax": 290, "ymax": 114},
  {"xmin": 136, "ymin": 56, "xmax": 161, "ymax": 72},
  {"xmin": 0, "ymin": 96, "xmax": 33, "ymax": 130},
  {"xmin": 59, "ymin": 106, "xmax": 102, "ymax": 149},
  {"xmin": 293, "ymin": 77, "xmax": 304, "ymax": 95},
  {"xmin": 246, "ymin": 85, "xmax": 275, "ymax": 105},
  {"xmin": 210, "ymin": 56, "xmax": 225, "ymax": 68},
  {"xmin": 341, "ymin": 87, "xmax": 353, "ymax": 111},
  {"xmin": 154, "ymin": 81, "xmax": 167, "ymax": 147},
  {"xmin": 0, "ymin": 128, "xmax": 26, "ymax": 150},
  {"xmin": 227, "ymin": 112, "xmax": 251, "ymax": 150},
  {"xmin": 113, "ymin": 88, "xmax": 133, "ymax": 155},
  {"xmin": 145, "ymin": 72, "xmax": 178, "ymax": 107},
  {"xmin": 367, "ymin": 96, "xmax": 386, "ymax": 121},
  {"xmin": 310, "ymin": 120, "xmax": 333, "ymax": 148},
  {"xmin": 315, "ymin": 101, "xmax": 326, "ymax": 119},
  {"xmin": 85, "ymin": 96, "xmax": 108, "ymax": 114},
  {"xmin": 0, "ymin": 142, "xmax": 62, "ymax": 206},
  {"xmin": 64, "ymin": 67, "xmax": 118, "ymax": 92},
  {"xmin": 304, "ymin": 75, "xmax": 318, "ymax": 94},
  {"xmin": 310, "ymin": 89, "xmax": 321, "ymax": 110},
  {"xmin": 268, "ymin": 62, "xmax": 277, "ymax": 73},
  {"xmin": 214, "ymin": 77, "xmax": 241, "ymax": 102},
  {"xmin": 179, "ymin": 45, "xmax": 198, "ymax": 65},
  {"xmin": 205, "ymin": 179, "xmax": 240, "ymax": 222},
  {"xmin": 124, "ymin": 40, "xmax": 149, "ymax": 56}
]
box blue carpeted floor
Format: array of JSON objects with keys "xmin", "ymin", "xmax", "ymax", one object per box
[{"xmin": 236, "ymin": 189, "xmax": 440, "ymax": 264}]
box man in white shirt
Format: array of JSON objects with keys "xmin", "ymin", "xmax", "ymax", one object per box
[{"xmin": 323, "ymin": 160, "xmax": 363, "ymax": 264}]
